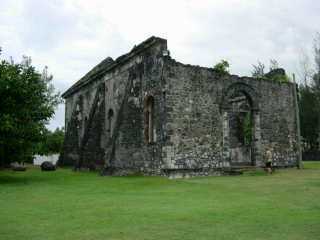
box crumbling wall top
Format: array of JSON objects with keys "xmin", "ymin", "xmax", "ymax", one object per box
[{"xmin": 62, "ymin": 36, "xmax": 167, "ymax": 98}]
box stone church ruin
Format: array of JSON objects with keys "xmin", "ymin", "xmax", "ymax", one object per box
[{"xmin": 60, "ymin": 36, "xmax": 300, "ymax": 177}]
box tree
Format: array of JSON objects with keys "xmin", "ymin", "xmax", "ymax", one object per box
[
  {"xmin": 312, "ymin": 32, "xmax": 320, "ymax": 90},
  {"xmin": 299, "ymin": 85, "xmax": 320, "ymax": 150},
  {"xmin": 269, "ymin": 59, "xmax": 279, "ymax": 71},
  {"xmin": 297, "ymin": 32, "xmax": 320, "ymax": 151},
  {"xmin": 298, "ymin": 50, "xmax": 313, "ymax": 86},
  {"xmin": 311, "ymin": 32, "xmax": 320, "ymax": 150},
  {"xmin": 213, "ymin": 60, "xmax": 230, "ymax": 76},
  {"xmin": 0, "ymin": 51, "xmax": 61, "ymax": 167},
  {"xmin": 251, "ymin": 61, "xmax": 265, "ymax": 79},
  {"xmin": 35, "ymin": 127, "xmax": 65, "ymax": 155}
]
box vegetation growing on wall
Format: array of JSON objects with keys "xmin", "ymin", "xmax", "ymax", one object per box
[
  {"xmin": 243, "ymin": 112, "xmax": 253, "ymax": 146},
  {"xmin": 269, "ymin": 73, "xmax": 290, "ymax": 83},
  {"xmin": 213, "ymin": 60, "xmax": 230, "ymax": 76},
  {"xmin": 251, "ymin": 61, "xmax": 265, "ymax": 79},
  {"xmin": 252, "ymin": 59, "xmax": 290, "ymax": 83}
]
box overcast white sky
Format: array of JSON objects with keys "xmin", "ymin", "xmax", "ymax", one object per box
[{"xmin": 1, "ymin": 0, "xmax": 319, "ymax": 130}]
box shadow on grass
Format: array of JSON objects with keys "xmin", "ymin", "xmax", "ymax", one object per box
[
  {"xmin": 243, "ymin": 170, "xmax": 269, "ymax": 176},
  {"xmin": 0, "ymin": 169, "xmax": 58, "ymax": 185},
  {"xmin": 0, "ymin": 175, "xmax": 44, "ymax": 186}
]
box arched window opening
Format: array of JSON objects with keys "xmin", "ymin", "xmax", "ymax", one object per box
[
  {"xmin": 144, "ymin": 96, "xmax": 154, "ymax": 143},
  {"xmin": 84, "ymin": 116, "xmax": 88, "ymax": 128},
  {"xmin": 75, "ymin": 101, "xmax": 83, "ymax": 129},
  {"xmin": 108, "ymin": 109, "xmax": 114, "ymax": 134}
]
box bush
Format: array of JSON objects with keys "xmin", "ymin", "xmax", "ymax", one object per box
[{"xmin": 213, "ymin": 60, "xmax": 230, "ymax": 76}]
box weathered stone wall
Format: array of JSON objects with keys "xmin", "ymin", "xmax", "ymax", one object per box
[
  {"xmin": 258, "ymin": 80, "xmax": 298, "ymax": 167},
  {"xmin": 162, "ymin": 59, "xmax": 299, "ymax": 171},
  {"xmin": 105, "ymin": 42, "xmax": 167, "ymax": 174},
  {"xmin": 61, "ymin": 76, "xmax": 105, "ymax": 167},
  {"xmin": 61, "ymin": 36, "xmax": 299, "ymax": 175},
  {"xmin": 161, "ymin": 61, "xmax": 224, "ymax": 170},
  {"xmin": 61, "ymin": 37, "xmax": 168, "ymax": 172}
]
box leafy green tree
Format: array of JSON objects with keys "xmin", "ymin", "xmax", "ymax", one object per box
[
  {"xmin": 296, "ymin": 33, "xmax": 320, "ymax": 152},
  {"xmin": 310, "ymin": 33, "xmax": 320, "ymax": 150},
  {"xmin": 35, "ymin": 128, "xmax": 65, "ymax": 155},
  {"xmin": 0, "ymin": 51, "xmax": 61, "ymax": 166},
  {"xmin": 213, "ymin": 60, "xmax": 230, "ymax": 76},
  {"xmin": 299, "ymin": 85, "xmax": 320, "ymax": 150}
]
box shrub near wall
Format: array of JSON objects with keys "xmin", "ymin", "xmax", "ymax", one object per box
[{"xmin": 302, "ymin": 151, "xmax": 320, "ymax": 161}]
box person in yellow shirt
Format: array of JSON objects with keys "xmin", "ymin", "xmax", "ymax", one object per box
[{"xmin": 265, "ymin": 147, "xmax": 273, "ymax": 174}]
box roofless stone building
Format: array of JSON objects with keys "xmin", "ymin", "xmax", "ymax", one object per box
[{"xmin": 60, "ymin": 36, "xmax": 300, "ymax": 177}]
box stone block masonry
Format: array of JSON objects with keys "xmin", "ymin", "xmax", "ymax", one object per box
[{"xmin": 60, "ymin": 36, "xmax": 300, "ymax": 177}]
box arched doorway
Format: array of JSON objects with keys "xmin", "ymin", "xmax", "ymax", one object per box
[
  {"xmin": 228, "ymin": 91, "xmax": 253, "ymax": 165},
  {"xmin": 221, "ymin": 83, "xmax": 261, "ymax": 167}
]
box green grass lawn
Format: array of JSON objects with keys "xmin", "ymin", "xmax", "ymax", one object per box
[{"xmin": 0, "ymin": 162, "xmax": 320, "ymax": 240}]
